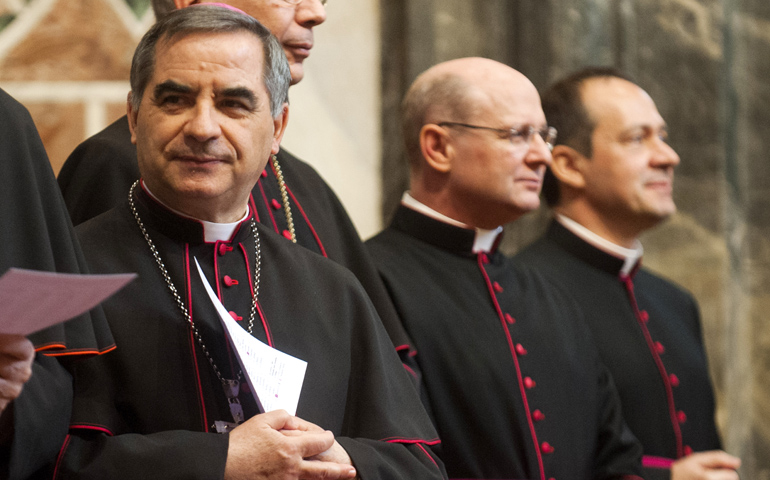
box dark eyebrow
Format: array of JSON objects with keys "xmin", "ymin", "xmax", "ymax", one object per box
[
  {"xmin": 153, "ymin": 80, "xmax": 192, "ymax": 100},
  {"xmin": 219, "ymin": 86, "xmax": 257, "ymax": 109}
]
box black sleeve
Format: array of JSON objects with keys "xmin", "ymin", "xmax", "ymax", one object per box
[{"xmin": 4, "ymin": 355, "xmax": 72, "ymax": 480}]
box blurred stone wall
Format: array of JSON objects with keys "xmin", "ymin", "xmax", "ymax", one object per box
[
  {"xmin": 381, "ymin": 0, "xmax": 769, "ymax": 476},
  {"xmin": 0, "ymin": 0, "xmax": 153, "ymax": 172}
]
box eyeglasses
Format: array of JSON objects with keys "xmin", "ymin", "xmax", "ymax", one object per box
[
  {"xmin": 282, "ymin": 0, "xmax": 328, "ymax": 5},
  {"xmin": 438, "ymin": 122, "xmax": 557, "ymax": 151}
]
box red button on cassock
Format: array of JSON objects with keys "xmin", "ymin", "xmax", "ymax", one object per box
[
  {"xmin": 229, "ymin": 311, "xmax": 243, "ymax": 321},
  {"xmin": 684, "ymin": 445, "xmax": 693, "ymax": 455},
  {"xmin": 669, "ymin": 374, "xmax": 680, "ymax": 387},
  {"xmin": 282, "ymin": 230, "xmax": 293, "ymax": 240},
  {"xmin": 515, "ymin": 343, "xmax": 527, "ymax": 356},
  {"xmin": 505, "ymin": 313, "xmax": 515, "ymax": 324},
  {"xmin": 655, "ymin": 341, "xmax": 665, "ymax": 354},
  {"xmin": 218, "ymin": 244, "xmax": 233, "ymax": 256},
  {"xmin": 532, "ymin": 409, "xmax": 545, "ymax": 421},
  {"xmin": 640, "ymin": 310, "xmax": 650, "ymax": 322},
  {"xmin": 493, "ymin": 281, "xmax": 503, "ymax": 293},
  {"xmin": 271, "ymin": 199, "xmax": 281, "ymax": 210},
  {"xmin": 541, "ymin": 442, "xmax": 554, "ymax": 454},
  {"xmin": 223, "ymin": 275, "xmax": 239, "ymax": 287},
  {"xmin": 479, "ymin": 253, "xmax": 490, "ymax": 264},
  {"xmin": 524, "ymin": 377, "xmax": 536, "ymax": 389},
  {"xmin": 261, "ymin": 170, "xmax": 268, "ymax": 178},
  {"xmin": 677, "ymin": 411, "xmax": 687, "ymax": 424}
]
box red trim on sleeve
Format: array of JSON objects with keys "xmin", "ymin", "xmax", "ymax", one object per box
[
  {"xmin": 38, "ymin": 344, "xmax": 117, "ymax": 357},
  {"xmin": 416, "ymin": 442, "xmax": 440, "ymax": 470},
  {"xmin": 642, "ymin": 455, "xmax": 675, "ymax": 469},
  {"xmin": 382, "ymin": 436, "xmax": 441, "ymax": 445},
  {"xmin": 68, "ymin": 424, "xmax": 115, "ymax": 436},
  {"xmin": 53, "ymin": 433, "xmax": 71, "ymax": 480}
]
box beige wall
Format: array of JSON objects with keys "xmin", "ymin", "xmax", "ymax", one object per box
[
  {"xmin": 0, "ymin": 0, "xmax": 382, "ymax": 237},
  {"xmin": 281, "ymin": 0, "xmax": 382, "ymax": 238}
]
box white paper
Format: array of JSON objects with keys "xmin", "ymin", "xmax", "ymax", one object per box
[
  {"xmin": 0, "ymin": 268, "xmax": 136, "ymax": 335},
  {"xmin": 194, "ymin": 259, "xmax": 307, "ymax": 415}
]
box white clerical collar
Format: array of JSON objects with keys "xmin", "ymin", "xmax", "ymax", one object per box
[
  {"xmin": 556, "ymin": 214, "xmax": 643, "ymax": 276},
  {"xmin": 142, "ymin": 181, "xmax": 249, "ymax": 243},
  {"xmin": 402, "ymin": 192, "xmax": 503, "ymax": 253}
]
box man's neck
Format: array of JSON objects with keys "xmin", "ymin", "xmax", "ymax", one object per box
[
  {"xmin": 402, "ymin": 192, "xmax": 502, "ymax": 253},
  {"xmin": 553, "ymin": 205, "xmax": 641, "ymax": 249},
  {"xmin": 142, "ymin": 181, "xmax": 248, "ymax": 242},
  {"xmin": 553, "ymin": 210, "xmax": 643, "ymax": 276}
]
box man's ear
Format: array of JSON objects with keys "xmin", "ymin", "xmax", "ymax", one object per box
[
  {"xmin": 270, "ymin": 103, "xmax": 289, "ymax": 155},
  {"xmin": 419, "ymin": 124, "xmax": 453, "ymax": 174},
  {"xmin": 127, "ymin": 93, "xmax": 139, "ymax": 146},
  {"xmin": 550, "ymin": 144, "xmax": 587, "ymax": 190},
  {"xmin": 173, "ymin": 0, "xmax": 197, "ymax": 9}
]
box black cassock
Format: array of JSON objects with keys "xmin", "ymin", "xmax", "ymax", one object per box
[
  {"xmin": 57, "ymin": 116, "xmax": 417, "ymax": 371},
  {"xmin": 0, "ymin": 88, "xmax": 114, "ymax": 479},
  {"xmin": 366, "ymin": 206, "xmax": 643, "ymax": 480},
  {"xmin": 516, "ymin": 220, "xmax": 721, "ymax": 479},
  {"xmin": 58, "ymin": 185, "xmax": 445, "ymax": 479}
]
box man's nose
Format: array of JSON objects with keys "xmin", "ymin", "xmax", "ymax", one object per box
[
  {"xmin": 651, "ymin": 137, "xmax": 680, "ymax": 168},
  {"xmin": 184, "ymin": 103, "xmax": 222, "ymax": 142},
  {"xmin": 296, "ymin": 0, "xmax": 327, "ymax": 27},
  {"xmin": 525, "ymin": 132, "xmax": 553, "ymax": 167}
]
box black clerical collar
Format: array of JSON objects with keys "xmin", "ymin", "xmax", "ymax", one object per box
[
  {"xmin": 390, "ymin": 202, "xmax": 503, "ymax": 257},
  {"xmin": 134, "ymin": 181, "xmax": 253, "ymax": 245},
  {"xmin": 546, "ymin": 219, "xmax": 642, "ymax": 277},
  {"xmin": 400, "ymin": 193, "xmax": 502, "ymax": 254}
]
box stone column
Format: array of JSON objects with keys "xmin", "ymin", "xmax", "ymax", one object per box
[{"xmin": 722, "ymin": 0, "xmax": 770, "ymax": 473}]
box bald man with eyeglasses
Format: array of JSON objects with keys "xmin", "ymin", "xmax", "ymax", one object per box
[{"xmin": 365, "ymin": 57, "xmax": 644, "ymax": 480}]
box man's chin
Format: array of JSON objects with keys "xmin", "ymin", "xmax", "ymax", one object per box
[{"xmin": 289, "ymin": 63, "xmax": 304, "ymax": 85}]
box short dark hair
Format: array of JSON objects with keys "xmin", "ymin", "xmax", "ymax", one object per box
[
  {"xmin": 540, "ymin": 66, "xmax": 634, "ymax": 206},
  {"xmin": 129, "ymin": 5, "xmax": 290, "ymax": 118},
  {"xmin": 151, "ymin": 0, "xmax": 176, "ymax": 21}
]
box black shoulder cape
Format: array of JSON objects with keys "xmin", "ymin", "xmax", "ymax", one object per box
[{"xmin": 0, "ymin": 88, "xmax": 113, "ymax": 479}]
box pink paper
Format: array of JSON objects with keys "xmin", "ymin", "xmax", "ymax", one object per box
[{"xmin": 0, "ymin": 268, "xmax": 136, "ymax": 335}]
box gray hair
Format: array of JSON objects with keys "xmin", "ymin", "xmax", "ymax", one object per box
[{"xmin": 130, "ymin": 5, "xmax": 290, "ymax": 118}]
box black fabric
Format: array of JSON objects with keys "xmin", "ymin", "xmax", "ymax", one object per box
[
  {"xmin": 0, "ymin": 89, "xmax": 115, "ymax": 479},
  {"xmin": 366, "ymin": 205, "xmax": 643, "ymax": 480},
  {"xmin": 58, "ymin": 116, "xmax": 417, "ymax": 371},
  {"xmin": 515, "ymin": 220, "xmax": 721, "ymax": 476},
  {"xmin": 58, "ymin": 187, "xmax": 446, "ymax": 479}
]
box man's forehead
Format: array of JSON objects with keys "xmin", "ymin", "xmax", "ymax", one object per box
[
  {"xmin": 582, "ymin": 78, "xmax": 664, "ymax": 129},
  {"xmin": 468, "ymin": 82, "xmax": 546, "ymax": 125},
  {"xmin": 150, "ymin": 32, "xmax": 265, "ymax": 86}
]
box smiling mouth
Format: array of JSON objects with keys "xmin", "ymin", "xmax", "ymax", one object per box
[
  {"xmin": 174, "ymin": 155, "xmax": 229, "ymax": 167},
  {"xmin": 645, "ymin": 179, "xmax": 673, "ymax": 191},
  {"xmin": 517, "ymin": 177, "xmax": 542, "ymax": 187},
  {"xmin": 286, "ymin": 43, "xmax": 313, "ymax": 58}
]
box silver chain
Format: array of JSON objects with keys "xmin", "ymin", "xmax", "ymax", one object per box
[{"xmin": 128, "ymin": 181, "xmax": 261, "ymax": 383}]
